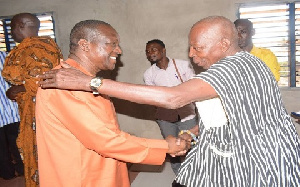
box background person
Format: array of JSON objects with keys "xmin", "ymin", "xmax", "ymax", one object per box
[
  {"xmin": 234, "ymin": 18, "xmax": 280, "ymax": 82},
  {"xmin": 144, "ymin": 39, "xmax": 197, "ymax": 175},
  {"xmin": 2, "ymin": 13, "xmax": 62, "ymax": 186}
]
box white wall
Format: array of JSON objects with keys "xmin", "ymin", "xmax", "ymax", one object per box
[{"xmin": 1, "ymin": 0, "xmax": 298, "ymax": 139}]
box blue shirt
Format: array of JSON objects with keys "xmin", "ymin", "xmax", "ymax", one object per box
[{"xmin": 0, "ymin": 51, "xmax": 20, "ymax": 127}]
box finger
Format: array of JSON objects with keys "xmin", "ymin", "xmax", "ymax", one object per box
[
  {"xmin": 170, "ymin": 154, "xmax": 176, "ymax": 157},
  {"xmin": 175, "ymin": 150, "xmax": 187, "ymax": 156},
  {"xmin": 38, "ymin": 71, "xmax": 57, "ymax": 79},
  {"xmin": 39, "ymin": 79, "xmax": 56, "ymax": 88},
  {"xmin": 60, "ymin": 60, "xmax": 71, "ymax": 68}
]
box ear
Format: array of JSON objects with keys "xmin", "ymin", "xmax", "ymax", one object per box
[
  {"xmin": 220, "ymin": 38, "xmax": 231, "ymax": 52},
  {"xmin": 78, "ymin": 39, "xmax": 90, "ymax": 52},
  {"xmin": 251, "ymin": 28, "xmax": 255, "ymax": 37}
]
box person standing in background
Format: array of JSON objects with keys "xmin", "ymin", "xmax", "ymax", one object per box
[
  {"xmin": 0, "ymin": 51, "xmax": 24, "ymax": 180},
  {"xmin": 2, "ymin": 13, "xmax": 62, "ymax": 186},
  {"xmin": 144, "ymin": 39, "xmax": 197, "ymax": 176},
  {"xmin": 234, "ymin": 18, "xmax": 281, "ymax": 82}
]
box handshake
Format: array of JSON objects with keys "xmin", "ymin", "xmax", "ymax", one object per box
[{"xmin": 166, "ymin": 129, "xmax": 198, "ymax": 157}]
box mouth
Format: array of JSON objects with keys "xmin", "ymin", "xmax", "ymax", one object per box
[{"xmin": 148, "ymin": 56, "xmax": 157, "ymax": 63}]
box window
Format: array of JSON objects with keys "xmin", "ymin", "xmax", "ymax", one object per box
[
  {"xmin": 238, "ymin": 2, "xmax": 300, "ymax": 87},
  {"xmin": 0, "ymin": 12, "xmax": 56, "ymax": 52}
]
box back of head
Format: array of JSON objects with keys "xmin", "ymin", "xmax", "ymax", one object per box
[
  {"xmin": 11, "ymin": 13, "xmax": 40, "ymax": 35},
  {"xmin": 69, "ymin": 20, "xmax": 111, "ymax": 53},
  {"xmin": 146, "ymin": 39, "xmax": 165, "ymax": 49}
]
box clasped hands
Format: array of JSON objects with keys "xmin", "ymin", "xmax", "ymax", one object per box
[{"xmin": 165, "ymin": 132, "xmax": 195, "ymax": 157}]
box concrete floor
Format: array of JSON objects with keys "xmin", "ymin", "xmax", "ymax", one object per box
[
  {"xmin": 0, "ymin": 159, "xmax": 176, "ymax": 187},
  {"xmin": 1, "ymin": 120, "xmax": 299, "ymax": 187}
]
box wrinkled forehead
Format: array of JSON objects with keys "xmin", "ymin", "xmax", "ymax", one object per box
[{"xmin": 189, "ymin": 24, "xmax": 211, "ymax": 44}]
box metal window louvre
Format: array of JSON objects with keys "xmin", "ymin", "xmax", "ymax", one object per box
[{"xmin": 239, "ymin": 3, "xmax": 299, "ymax": 87}]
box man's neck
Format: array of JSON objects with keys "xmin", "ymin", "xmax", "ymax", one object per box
[
  {"xmin": 156, "ymin": 57, "xmax": 169, "ymax": 70},
  {"xmin": 69, "ymin": 53, "xmax": 96, "ymax": 76},
  {"xmin": 243, "ymin": 43, "xmax": 253, "ymax": 53}
]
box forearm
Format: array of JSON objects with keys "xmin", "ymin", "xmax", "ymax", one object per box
[{"xmin": 99, "ymin": 79, "xmax": 184, "ymax": 109}]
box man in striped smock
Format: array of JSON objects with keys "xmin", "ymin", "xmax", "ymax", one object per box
[
  {"xmin": 174, "ymin": 16, "xmax": 300, "ymax": 186},
  {"xmin": 38, "ymin": 16, "xmax": 300, "ymax": 186}
]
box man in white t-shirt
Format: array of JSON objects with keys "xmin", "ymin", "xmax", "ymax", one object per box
[{"xmin": 143, "ymin": 39, "xmax": 197, "ymax": 176}]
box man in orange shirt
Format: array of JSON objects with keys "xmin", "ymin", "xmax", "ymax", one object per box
[{"xmin": 35, "ymin": 20, "xmax": 188, "ymax": 187}]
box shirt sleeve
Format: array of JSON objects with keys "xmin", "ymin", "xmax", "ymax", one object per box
[{"xmin": 41, "ymin": 89, "xmax": 168, "ymax": 165}]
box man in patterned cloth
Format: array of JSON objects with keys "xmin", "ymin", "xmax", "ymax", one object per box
[
  {"xmin": 2, "ymin": 13, "xmax": 62, "ymax": 186},
  {"xmin": 38, "ymin": 16, "xmax": 300, "ymax": 186}
]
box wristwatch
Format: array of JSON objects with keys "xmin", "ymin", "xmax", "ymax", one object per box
[{"xmin": 90, "ymin": 77, "xmax": 103, "ymax": 95}]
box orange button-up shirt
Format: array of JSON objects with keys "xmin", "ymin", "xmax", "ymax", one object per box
[{"xmin": 36, "ymin": 59, "xmax": 168, "ymax": 187}]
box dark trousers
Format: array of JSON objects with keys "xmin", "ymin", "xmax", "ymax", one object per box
[{"xmin": 0, "ymin": 122, "xmax": 24, "ymax": 179}]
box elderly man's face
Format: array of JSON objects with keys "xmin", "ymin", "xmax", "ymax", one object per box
[
  {"xmin": 89, "ymin": 25, "xmax": 122, "ymax": 72},
  {"xmin": 188, "ymin": 25, "xmax": 223, "ymax": 69}
]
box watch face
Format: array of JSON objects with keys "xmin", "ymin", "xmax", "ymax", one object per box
[
  {"xmin": 90, "ymin": 77, "xmax": 102, "ymax": 95},
  {"xmin": 91, "ymin": 77, "xmax": 102, "ymax": 87}
]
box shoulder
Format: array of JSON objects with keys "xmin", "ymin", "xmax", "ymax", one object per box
[
  {"xmin": 144, "ymin": 64, "xmax": 157, "ymax": 73},
  {"xmin": 252, "ymin": 46, "xmax": 276, "ymax": 56},
  {"xmin": 257, "ymin": 47, "xmax": 273, "ymax": 54}
]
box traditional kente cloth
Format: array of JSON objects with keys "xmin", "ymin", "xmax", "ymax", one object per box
[
  {"xmin": 2, "ymin": 36, "xmax": 62, "ymax": 187},
  {"xmin": 176, "ymin": 51, "xmax": 300, "ymax": 186}
]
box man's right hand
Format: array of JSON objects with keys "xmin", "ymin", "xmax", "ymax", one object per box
[
  {"xmin": 38, "ymin": 61, "xmax": 92, "ymax": 91},
  {"xmin": 165, "ymin": 135, "xmax": 190, "ymax": 157}
]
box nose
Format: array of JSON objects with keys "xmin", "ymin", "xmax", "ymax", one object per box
[
  {"xmin": 115, "ymin": 45, "xmax": 122, "ymax": 55},
  {"xmin": 237, "ymin": 31, "xmax": 242, "ymax": 39},
  {"xmin": 189, "ymin": 46, "xmax": 195, "ymax": 58}
]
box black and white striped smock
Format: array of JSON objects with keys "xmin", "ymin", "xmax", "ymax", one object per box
[{"xmin": 175, "ymin": 51, "xmax": 300, "ymax": 186}]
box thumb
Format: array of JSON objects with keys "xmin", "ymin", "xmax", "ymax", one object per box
[{"xmin": 176, "ymin": 138, "xmax": 181, "ymax": 146}]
